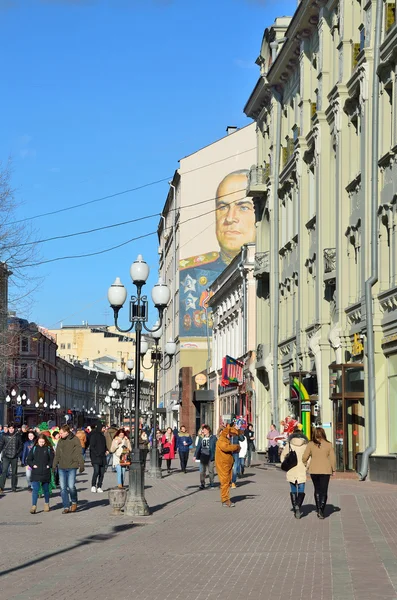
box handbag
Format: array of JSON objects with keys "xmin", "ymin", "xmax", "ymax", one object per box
[
  {"xmin": 281, "ymin": 442, "xmax": 298, "ymax": 472},
  {"xmin": 161, "ymin": 446, "xmax": 170, "ymax": 457},
  {"xmin": 119, "ymin": 446, "xmax": 131, "ymax": 466}
]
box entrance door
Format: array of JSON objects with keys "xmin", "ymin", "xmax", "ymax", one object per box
[
  {"xmin": 330, "ymin": 364, "xmax": 364, "ymax": 471},
  {"xmin": 346, "ymin": 398, "xmax": 365, "ymax": 471}
]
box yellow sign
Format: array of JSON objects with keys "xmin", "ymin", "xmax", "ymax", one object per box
[
  {"xmin": 352, "ymin": 333, "xmax": 364, "ymax": 356},
  {"xmin": 195, "ymin": 373, "xmax": 207, "ymax": 386}
]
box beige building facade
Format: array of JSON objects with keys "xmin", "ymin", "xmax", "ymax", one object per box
[
  {"xmin": 48, "ymin": 323, "xmax": 154, "ymax": 382},
  {"xmin": 158, "ymin": 125, "xmax": 257, "ymax": 433},
  {"xmin": 245, "ymin": 1, "xmax": 397, "ymax": 482}
]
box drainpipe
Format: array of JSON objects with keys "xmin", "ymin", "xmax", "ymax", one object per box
[
  {"xmin": 238, "ymin": 245, "xmax": 248, "ymax": 356},
  {"xmin": 358, "ymin": 0, "xmax": 382, "ymax": 481},
  {"xmin": 271, "ymin": 90, "xmax": 283, "ymax": 429}
]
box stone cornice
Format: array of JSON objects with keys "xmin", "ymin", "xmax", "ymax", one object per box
[
  {"xmin": 244, "ymin": 76, "xmax": 272, "ymax": 119},
  {"xmin": 266, "ymin": 0, "xmax": 327, "ymax": 89}
]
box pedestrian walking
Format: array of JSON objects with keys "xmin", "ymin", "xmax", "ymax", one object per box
[
  {"xmin": 161, "ymin": 427, "xmax": 176, "ymax": 473},
  {"xmin": 105, "ymin": 423, "xmax": 118, "ymax": 471},
  {"xmin": 302, "ymin": 427, "xmax": 336, "ymax": 519},
  {"xmin": 245, "ymin": 423, "xmax": 255, "ymax": 467},
  {"xmin": 194, "ymin": 424, "xmax": 217, "ymax": 489},
  {"xmin": 176, "ymin": 425, "xmax": 192, "ymax": 473},
  {"xmin": 238, "ymin": 434, "xmax": 247, "ymax": 477},
  {"xmin": 139, "ymin": 430, "xmax": 149, "ymax": 470},
  {"xmin": 280, "ymin": 426, "xmax": 309, "ymax": 519},
  {"xmin": 89, "ymin": 422, "xmax": 107, "ymax": 493},
  {"xmin": 0, "ymin": 423, "xmax": 23, "ymax": 493},
  {"xmin": 230, "ymin": 426, "xmax": 245, "ymax": 489},
  {"xmin": 215, "ymin": 425, "xmax": 241, "ymax": 507},
  {"xmin": 110, "ymin": 429, "xmax": 131, "ymax": 488},
  {"xmin": 75, "ymin": 427, "xmax": 87, "ymax": 459},
  {"xmin": 52, "ymin": 425, "xmax": 85, "ymax": 514},
  {"xmin": 26, "ymin": 434, "xmax": 54, "ymax": 514},
  {"xmin": 267, "ymin": 424, "xmax": 280, "ymax": 463},
  {"xmin": 22, "ymin": 430, "xmax": 36, "ymax": 490}
]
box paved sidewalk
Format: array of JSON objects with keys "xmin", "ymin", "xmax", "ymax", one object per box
[{"xmin": 1, "ymin": 461, "xmax": 397, "ymax": 600}]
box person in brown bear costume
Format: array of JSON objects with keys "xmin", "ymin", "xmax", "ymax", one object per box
[{"xmin": 215, "ymin": 425, "xmax": 241, "ymax": 507}]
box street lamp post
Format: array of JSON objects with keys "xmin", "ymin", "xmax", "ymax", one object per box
[
  {"xmin": 108, "ymin": 254, "xmax": 170, "ymax": 516},
  {"xmin": 141, "ymin": 322, "xmax": 176, "ymax": 479},
  {"xmin": 49, "ymin": 400, "xmax": 61, "ymax": 425},
  {"xmin": 6, "ymin": 390, "xmax": 32, "ymax": 425}
]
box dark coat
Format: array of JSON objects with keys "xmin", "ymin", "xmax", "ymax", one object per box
[
  {"xmin": 89, "ymin": 430, "xmax": 107, "ymax": 466},
  {"xmin": 194, "ymin": 435, "xmax": 217, "ymax": 462},
  {"xmin": 53, "ymin": 433, "xmax": 85, "ymax": 470},
  {"xmin": 27, "ymin": 445, "xmax": 54, "ymax": 483},
  {"xmin": 0, "ymin": 432, "xmax": 23, "ymax": 459}
]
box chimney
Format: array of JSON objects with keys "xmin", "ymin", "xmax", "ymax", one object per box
[{"xmin": 226, "ymin": 126, "xmax": 238, "ymax": 135}]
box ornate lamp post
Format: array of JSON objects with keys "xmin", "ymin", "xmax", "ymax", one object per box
[
  {"xmin": 107, "ymin": 254, "xmax": 170, "ymax": 516},
  {"xmin": 6, "ymin": 389, "xmax": 31, "ymax": 425},
  {"xmin": 141, "ymin": 323, "xmax": 176, "ymax": 478},
  {"xmin": 34, "ymin": 396, "xmax": 47, "ymax": 422},
  {"xmin": 49, "ymin": 400, "xmax": 61, "ymax": 425}
]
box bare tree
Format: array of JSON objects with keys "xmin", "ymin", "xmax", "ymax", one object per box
[{"xmin": 0, "ymin": 159, "xmax": 41, "ymax": 424}]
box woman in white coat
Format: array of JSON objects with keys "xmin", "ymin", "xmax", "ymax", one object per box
[{"xmin": 280, "ymin": 426, "xmax": 308, "ymax": 519}]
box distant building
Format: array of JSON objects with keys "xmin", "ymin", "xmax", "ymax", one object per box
[
  {"xmin": 6, "ymin": 316, "xmax": 57, "ymax": 427},
  {"xmin": 48, "ymin": 323, "xmax": 154, "ymax": 382}
]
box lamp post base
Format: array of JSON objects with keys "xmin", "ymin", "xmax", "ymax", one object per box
[
  {"xmin": 147, "ymin": 448, "xmax": 162, "ymax": 479},
  {"xmin": 124, "ymin": 450, "xmax": 150, "ymax": 516}
]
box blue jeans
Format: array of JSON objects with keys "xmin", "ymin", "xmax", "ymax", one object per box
[
  {"xmin": 58, "ymin": 468, "xmax": 78, "ymax": 508},
  {"xmin": 290, "ymin": 482, "xmax": 305, "ymax": 493},
  {"xmin": 232, "ymin": 453, "xmax": 240, "ymax": 484},
  {"xmin": 116, "ymin": 464, "xmax": 126, "ymax": 486},
  {"xmin": 31, "ymin": 481, "xmax": 49, "ymax": 505}
]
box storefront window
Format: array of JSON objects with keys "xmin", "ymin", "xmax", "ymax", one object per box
[{"xmin": 345, "ymin": 367, "xmax": 364, "ymax": 394}]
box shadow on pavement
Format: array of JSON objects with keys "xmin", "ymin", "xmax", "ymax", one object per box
[
  {"xmin": 0, "ymin": 523, "xmax": 141, "ymax": 577},
  {"xmin": 230, "ymin": 494, "xmax": 259, "ymax": 503},
  {"xmin": 149, "ymin": 487, "xmax": 202, "ymax": 513},
  {"xmin": 300, "ymin": 503, "xmax": 341, "ymax": 518}
]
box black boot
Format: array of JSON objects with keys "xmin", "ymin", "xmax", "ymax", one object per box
[
  {"xmin": 297, "ymin": 492, "xmax": 305, "ymax": 516},
  {"xmin": 315, "ymin": 493, "xmax": 322, "ymax": 518},
  {"xmin": 318, "ymin": 495, "xmax": 327, "ymax": 519},
  {"xmin": 290, "ymin": 493, "xmax": 301, "ymax": 518}
]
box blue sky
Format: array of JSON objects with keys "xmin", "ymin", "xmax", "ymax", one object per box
[{"xmin": 0, "ymin": 0, "xmax": 295, "ymax": 329}]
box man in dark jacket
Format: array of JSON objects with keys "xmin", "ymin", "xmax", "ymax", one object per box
[
  {"xmin": 176, "ymin": 425, "xmax": 193, "ymax": 473},
  {"xmin": 0, "ymin": 423, "xmax": 23, "ymax": 493},
  {"xmin": 89, "ymin": 422, "xmax": 107, "ymax": 493},
  {"xmin": 53, "ymin": 425, "xmax": 85, "ymax": 514},
  {"xmin": 194, "ymin": 424, "xmax": 217, "ymax": 489}
]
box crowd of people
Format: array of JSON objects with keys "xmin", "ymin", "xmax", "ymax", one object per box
[{"xmin": 0, "ymin": 418, "xmax": 336, "ymax": 515}]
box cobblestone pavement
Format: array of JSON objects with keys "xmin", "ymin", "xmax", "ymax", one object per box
[{"xmin": 1, "ymin": 460, "xmax": 397, "ymax": 600}]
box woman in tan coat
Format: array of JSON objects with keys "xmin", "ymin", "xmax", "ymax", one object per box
[
  {"xmin": 280, "ymin": 426, "xmax": 308, "ymax": 519},
  {"xmin": 302, "ymin": 427, "xmax": 336, "ymax": 519}
]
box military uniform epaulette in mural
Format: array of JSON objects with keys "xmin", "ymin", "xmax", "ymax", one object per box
[{"xmin": 179, "ymin": 251, "xmax": 220, "ymax": 271}]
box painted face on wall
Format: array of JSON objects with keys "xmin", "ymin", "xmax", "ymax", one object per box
[{"xmin": 215, "ymin": 172, "xmax": 256, "ymax": 259}]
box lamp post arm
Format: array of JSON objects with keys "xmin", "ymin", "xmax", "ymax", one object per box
[
  {"xmin": 158, "ymin": 356, "xmax": 173, "ymax": 372},
  {"xmin": 141, "ymin": 357, "xmax": 154, "ymax": 371},
  {"xmin": 142, "ymin": 310, "xmax": 164, "ymax": 333},
  {"xmin": 114, "ymin": 315, "xmax": 135, "ymax": 334}
]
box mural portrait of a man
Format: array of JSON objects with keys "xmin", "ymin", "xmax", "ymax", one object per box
[{"xmin": 179, "ymin": 169, "xmax": 256, "ymax": 337}]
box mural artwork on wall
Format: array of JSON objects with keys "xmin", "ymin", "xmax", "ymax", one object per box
[{"xmin": 179, "ymin": 169, "xmax": 256, "ymax": 337}]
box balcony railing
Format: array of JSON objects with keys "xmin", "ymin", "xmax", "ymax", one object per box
[
  {"xmin": 246, "ymin": 165, "xmax": 268, "ymax": 197},
  {"xmin": 254, "ymin": 251, "xmax": 270, "ymax": 278}
]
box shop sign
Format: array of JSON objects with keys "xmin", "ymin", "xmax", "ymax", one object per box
[{"xmin": 351, "ymin": 333, "xmax": 364, "ymax": 356}]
